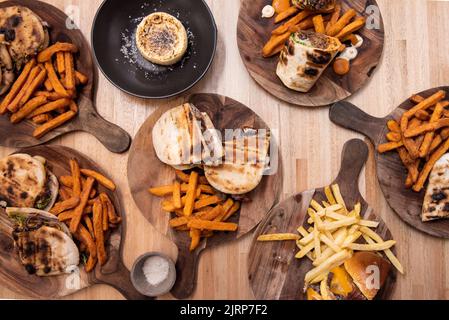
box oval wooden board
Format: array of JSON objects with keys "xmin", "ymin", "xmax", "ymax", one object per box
[
  {"xmin": 330, "ymin": 87, "xmax": 449, "ymax": 238},
  {"xmin": 0, "ymin": 0, "xmax": 131, "ymax": 153},
  {"xmin": 237, "ymin": 0, "xmax": 384, "ymax": 107},
  {"xmin": 0, "ymin": 145, "xmax": 147, "ymax": 299},
  {"xmin": 248, "ymin": 139, "xmax": 397, "ymax": 300},
  {"xmin": 127, "ymin": 93, "xmax": 283, "ymax": 299}
]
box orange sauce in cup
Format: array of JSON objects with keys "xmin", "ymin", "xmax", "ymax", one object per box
[{"xmin": 272, "ymin": 0, "xmax": 291, "ymax": 14}]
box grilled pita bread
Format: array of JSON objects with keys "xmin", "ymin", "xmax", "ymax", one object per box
[
  {"xmin": 152, "ymin": 103, "xmax": 222, "ymax": 167},
  {"xmin": 7, "ymin": 207, "xmax": 79, "ymax": 276},
  {"xmin": 422, "ymin": 153, "xmax": 449, "ymax": 221},
  {"xmin": 0, "ymin": 6, "xmax": 49, "ymax": 69},
  {"xmin": 204, "ymin": 130, "xmax": 270, "ymax": 195}
]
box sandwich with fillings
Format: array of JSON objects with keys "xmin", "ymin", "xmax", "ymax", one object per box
[{"xmin": 292, "ymin": 0, "xmax": 337, "ymax": 13}]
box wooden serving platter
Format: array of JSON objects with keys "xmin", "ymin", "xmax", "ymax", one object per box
[
  {"xmin": 127, "ymin": 93, "xmax": 283, "ymax": 299},
  {"xmin": 330, "ymin": 87, "xmax": 449, "ymax": 238},
  {"xmin": 248, "ymin": 139, "xmax": 397, "ymax": 300},
  {"xmin": 0, "ymin": 0, "xmax": 131, "ymax": 153},
  {"xmin": 0, "ymin": 146, "xmax": 147, "ymax": 299},
  {"xmin": 237, "ymin": 0, "xmax": 384, "ymax": 107}
]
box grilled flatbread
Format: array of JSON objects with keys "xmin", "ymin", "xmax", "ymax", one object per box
[
  {"xmin": 276, "ymin": 30, "xmax": 341, "ymax": 93},
  {"xmin": 7, "ymin": 207, "xmax": 79, "ymax": 276},
  {"xmin": 422, "ymin": 153, "xmax": 449, "ymax": 222},
  {"xmin": 0, "ymin": 6, "xmax": 49, "ymax": 69},
  {"xmin": 292, "ymin": 0, "xmax": 336, "ymax": 12}
]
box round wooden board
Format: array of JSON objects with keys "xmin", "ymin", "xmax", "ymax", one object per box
[
  {"xmin": 127, "ymin": 93, "xmax": 283, "ymax": 299},
  {"xmin": 0, "ymin": 0, "xmax": 131, "ymax": 153},
  {"xmin": 248, "ymin": 139, "xmax": 397, "ymax": 300},
  {"xmin": 0, "ymin": 145, "xmax": 147, "ymax": 299},
  {"xmin": 237, "ymin": 0, "xmax": 384, "ymax": 107},
  {"xmin": 330, "ymin": 87, "xmax": 449, "ymax": 238}
]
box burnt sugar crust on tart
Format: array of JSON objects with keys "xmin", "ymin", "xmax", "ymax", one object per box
[
  {"xmin": 135, "ymin": 12, "xmax": 188, "ymax": 66},
  {"xmin": 277, "ymin": 30, "xmax": 341, "ymax": 92},
  {"xmin": 292, "ymin": 0, "xmax": 336, "ymax": 12}
]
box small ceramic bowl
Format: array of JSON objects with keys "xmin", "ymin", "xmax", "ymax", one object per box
[{"xmin": 131, "ymin": 252, "xmax": 176, "ymax": 297}]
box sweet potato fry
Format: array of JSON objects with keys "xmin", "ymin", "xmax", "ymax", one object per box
[
  {"xmin": 50, "ymin": 197, "xmax": 80, "ymax": 215},
  {"xmin": 386, "ymin": 132, "xmax": 401, "ymax": 142},
  {"xmin": 26, "ymin": 98, "xmax": 71, "ymax": 119},
  {"xmin": 75, "ymin": 71, "xmax": 88, "ymax": 85},
  {"xmin": 325, "ymin": 3, "xmax": 341, "ymax": 33},
  {"xmin": 327, "ymin": 9, "xmax": 356, "ymax": 36},
  {"xmin": 80, "ymin": 169, "xmax": 116, "ymax": 191},
  {"xmin": 169, "ymin": 216, "xmax": 189, "ymax": 228},
  {"xmin": 7, "ymin": 65, "xmax": 42, "ymax": 112},
  {"xmin": 274, "ymin": 6, "xmax": 299, "ymax": 23},
  {"xmin": 93, "ymin": 200, "xmax": 107, "ymax": 265},
  {"xmin": 194, "ymin": 195, "xmax": 222, "ymax": 210},
  {"xmin": 44, "ymin": 61, "xmax": 69, "ymax": 97},
  {"xmin": 271, "ymin": 10, "xmax": 312, "ymax": 35},
  {"xmin": 419, "ymin": 102, "xmax": 444, "ymax": 157},
  {"xmin": 189, "ymin": 228, "xmax": 201, "ymax": 251},
  {"xmin": 84, "ymin": 216, "xmax": 95, "ymax": 239},
  {"xmin": 187, "ymin": 219, "xmax": 238, "ymax": 232},
  {"xmin": 69, "ymin": 177, "xmax": 95, "ymax": 233},
  {"xmin": 32, "ymin": 114, "xmax": 52, "ymax": 124},
  {"xmin": 70, "ymin": 159, "xmax": 82, "ymax": 197},
  {"xmin": 340, "ymin": 33, "xmax": 358, "ymax": 45},
  {"xmin": 9, "ymin": 95, "xmax": 48, "ymax": 124},
  {"xmin": 410, "ymin": 94, "xmax": 425, "ymax": 104},
  {"xmin": 403, "ymin": 90, "xmax": 446, "ymax": 119},
  {"xmin": 313, "ymin": 15, "xmax": 325, "ymax": 33},
  {"xmin": 429, "ymin": 134, "xmax": 443, "ymax": 154},
  {"xmin": 222, "ymin": 202, "xmax": 241, "ymax": 221},
  {"xmin": 196, "ymin": 205, "xmax": 223, "ymax": 221},
  {"xmin": 387, "ymin": 120, "xmax": 401, "ymax": 133},
  {"xmin": 99, "ymin": 193, "xmax": 121, "ymax": 224},
  {"xmin": 173, "ymin": 180, "xmax": 182, "ymax": 209},
  {"xmin": 413, "ymin": 138, "xmax": 449, "ymax": 192},
  {"xmin": 415, "ymin": 110, "xmax": 430, "ymax": 121},
  {"xmin": 175, "ymin": 170, "xmax": 191, "ymax": 183},
  {"xmin": 335, "ymin": 17, "xmax": 366, "ymax": 39},
  {"xmin": 17, "ymin": 68, "xmax": 47, "ymax": 108},
  {"xmin": 44, "ymin": 78, "xmax": 53, "ymax": 91},
  {"xmin": 69, "ymin": 100, "xmax": 78, "ymax": 113},
  {"xmin": 33, "ymin": 110, "xmax": 76, "ymax": 139},
  {"xmin": 64, "ymin": 52, "xmax": 76, "ymax": 90},
  {"xmin": 37, "ymin": 42, "xmax": 78, "ymax": 63},
  {"xmin": 59, "ymin": 187, "xmax": 72, "ymax": 201},
  {"xmin": 56, "ymin": 51, "xmax": 65, "ymax": 74},
  {"xmin": 148, "ymin": 185, "xmax": 174, "ymax": 196},
  {"xmin": 263, "ymin": 32, "xmax": 291, "ymax": 58},
  {"xmin": 183, "ymin": 171, "xmax": 199, "ymax": 216},
  {"xmin": 100, "ymin": 194, "xmax": 109, "ymax": 231},
  {"xmin": 0, "ymin": 58, "xmax": 36, "ymax": 114},
  {"xmin": 75, "ymin": 224, "xmax": 97, "ymax": 272},
  {"xmin": 34, "ymin": 90, "xmax": 67, "ymax": 101},
  {"xmin": 402, "ymin": 118, "xmax": 422, "ymax": 159},
  {"xmin": 404, "ymin": 118, "xmax": 449, "ymax": 138},
  {"xmin": 377, "ymin": 141, "xmax": 404, "ymax": 153}
]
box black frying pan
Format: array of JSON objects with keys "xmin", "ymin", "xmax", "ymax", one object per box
[{"xmin": 91, "ymin": 0, "xmax": 217, "ymax": 99}]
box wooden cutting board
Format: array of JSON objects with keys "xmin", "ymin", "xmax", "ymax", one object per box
[
  {"xmin": 0, "ymin": 145, "xmax": 147, "ymax": 299},
  {"xmin": 0, "ymin": 0, "xmax": 131, "ymax": 153},
  {"xmin": 127, "ymin": 93, "xmax": 283, "ymax": 299},
  {"xmin": 330, "ymin": 87, "xmax": 449, "ymax": 238},
  {"xmin": 237, "ymin": 0, "xmax": 384, "ymax": 107},
  {"xmin": 248, "ymin": 139, "xmax": 397, "ymax": 300}
]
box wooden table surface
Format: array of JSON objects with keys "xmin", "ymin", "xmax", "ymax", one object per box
[{"xmin": 1, "ymin": 0, "xmax": 448, "ymax": 300}]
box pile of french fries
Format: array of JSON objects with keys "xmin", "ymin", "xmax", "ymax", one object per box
[
  {"xmin": 257, "ymin": 184, "xmax": 403, "ymax": 296},
  {"xmin": 262, "ymin": 1, "xmax": 366, "ymax": 73},
  {"xmin": 49, "ymin": 158, "xmax": 121, "ymax": 272},
  {"xmin": 378, "ymin": 90, "xmax": 449, "ymax": 192},
  {"xmin": 0, "ymin": 42, "xmax": 88, "ymax": 139},
  {"xmin": 149, "ymin": 170, "xmax": 241, "ymax": 252}
]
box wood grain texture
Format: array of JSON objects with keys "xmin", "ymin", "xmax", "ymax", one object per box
[
  {"xmin": 330, "ymin": 87, "xmax": 449, "ymax": 238},
  {"xmin": 0, "ymin": 0, "xmax": 131, "ymax": 153},
  {"xmin": 237, "ymin": 0, "xmax": 384, "ymax": 107},
  {"xmin": 0, "ymin": 145, "xmax": 147, "ymax": 299},
  {"xmin": 127, "ymin": 93, "xmax": 283, "ymax": 299},
  {"xmin": 1, "ymin": 0, "xmax": 449, "ymax": 300},
  {"xmin": 248, "ymin": 139, "xmax": 397, "ymax": 300}
]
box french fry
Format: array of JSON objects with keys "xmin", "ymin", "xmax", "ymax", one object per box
[
  {"xmin": 80, "ymin": 168, "xmax": 116, "ymax": 191},
  {"xmin": 183, "ymin": 172, "xmax": 199, "ymax": 216},
  {"xmin": 305, "ymin": 250, "xmax": 353, "ymax": 284},
  {"xmin": 0, "ymin": 58, "xmax": 36, "ymax": 114},
  {"xmin": 274, "ymin": 6, "xmax": 299, "ymax": 24},
  {"xmin": 257, "ymin": 233, "xmax": 300, "ymax": 241},
  {"xmin": 187, "ymin": 219, "xmax": 238, "ymax": 232},
  {"xmin": 313, "ymin": 15, "xmax": 325, "ymax": 33},
  {"xmin": 70, "ymin": 159, "xmax": 82, "ymax": 197},
  {"xmin": 33, "ymin": 110, "xmax": 76, "ymax": 139},
  {"xmin": 44, "ymin": 61, "xmax": 69, "ymax": 97},
  {"xmin": 75, "ymin": 71, "xmax": 88, "ymax": 85},
  {"xmin": 69, "ymin": 177, "xmax": 95, "ymax": 233},
  {"xmin": 10, "ymin": 95, "xmax": 48, "ymax": 124},
  {"xmin": 93, "ymin": 200, "xmax": 107, "ymax": 265},
  {"xmin": 37, "ymin": 42, "xmax": 78, "ymax": 62},
  {"xmin": 335, "ymin": 17, "xmax": 366, "ymax": 39},
  {"xmin": 64, "ymin": 52, "xmax": 76, "ymax": 90},
  {"xmin": 326, "ymin": 9, "xmax": 357, "ymax": 37},
  {"xmin": 50, "ymin": 197, "xmax": 80, "ymax": 215},
  {"xmin": 7, "ymin": 65, "xmax": 42, "ymax": 112},
  {"xmin": 26, "ymin": 98, "xmax": 71, "ymax": 119},
  {"xmin": 75, "ymin": 224, "xmax": 97, "ymax": 272},
  {"xmin": 348, "ymin": 240, "xmax": 396, "ymax": 251}
]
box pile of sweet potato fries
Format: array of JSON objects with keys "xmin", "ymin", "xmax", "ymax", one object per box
[
  {"xmin": 49, "ymin": 158, "xmax": 121, "ymax": 272},
  {"xmin": 378, "ymin": 90, "xmax": 449, "ymax": 192},
  {"xmin": 0, "ymin": 42, "xmax": 88, "ymax": 139},
  {"xmin": 149, "ymin": 170, "xmax": 241, "ymax": 252},
  {"xmin": 262, "ymin": 2, "xmax": 366, "ymax": 63}
]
